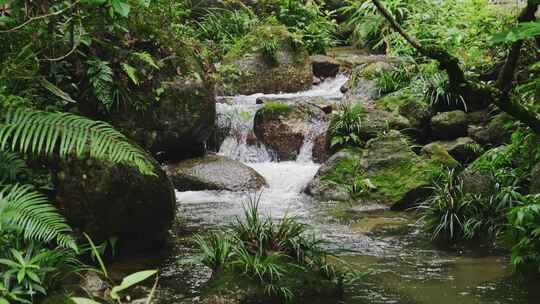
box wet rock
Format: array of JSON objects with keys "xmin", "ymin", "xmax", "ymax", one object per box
[
  {"xmin": 357, "ymin": 108, "xmax": 411, "ymax": 140},
  {"xmin": 310, "ymin": 54, "xmax": 341, "ymax": 78},
  {"xmin": 53, "ymin": 157, "xmax": 175, "ymax": 252},
  {"xmin": 423, "ymin": 137, "xmax": 481, "ymax": 163},
  {"xmin": 530, "ymin": 162, "xmax": 540, "ymax": 194},
  {"xmin": 254, "ymin": 102, "xmax": 327, "ymax": 161},
  {"xmin": 468, "ymin": 113, "xmax": 514, "ymax": 145},
  {"xmin": 218, "ymin": 25, "xmax": 312, "ymax": 95},
  {"xmin": 375, "ymin": 93, "xmax": 433, "ymax": 140},
  {"xmin": 200, "ymin": 268, "xmax": 340, "ymax": 304},
  {"xmin": 166, "ymin": 155, "xmax": 266, "ymax": 192},
  {"xmin": 430, "ymin": 110, "xmax": 468, "ymax": 140},
  {"xmin": 458, "ymin": 147, "xmax": 509, "ymax": 195},
  {"xmin": 308, "ymin": 132, "xmax": 438, "ymax": 209},
  {"xmin": 312, "ymin": 131, "xmax": 331, "ymax": 163},
  {"xmin": 359, "ymin": 131, "xmax": 437, "ymax": 210},
  {"xmin": 305, "ymin": 150, "xmax": 358, "ymax": 201},
  {"xmin": 79, "ymin": 272, "xmax": 109, "ymax": 299},
  {"xmin": 111, "ymin": 78, "xmax": 215, "ymax": 161}
]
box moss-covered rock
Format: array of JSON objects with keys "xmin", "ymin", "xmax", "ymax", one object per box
[
  {"xmin": 458, "ymin": 146, "xmax": 509, "ymax": 196},
  {"xmin": 218, "ymin": 25, "xmax": 313, "ymax": 95},
  {"xmin": 305, "ymin": 150, "xmax": 360, "ymax": 201},
  {"xmin": 422, "ymin": 137, "xmax": 481, "ymax": 164},
  {"xmin": 420, "ymin": 143, "xmax": 460, "ymax": 168},
  {"xmin": 357, "ymin": 108, "xmax": 411, "ymax": 140},
  {"xmin": 359, "ymin": 131, "xmax": 439, "ymax": 209},
  {"xmin": 430, "ymin": 110, "xmax": 468, "ymax": 140},
  {"xmin": 53, "ymin": 157, "xmax": 175, "ymax": 252},
  {"xmin": 166, "ymin": 155, "xmax": 266, "ymax": 191},
  {"xmin": 468, "ymin": 113, "xmax": 514, "ymax": 146},
  {"xmin": 111, "ymin": 77, "xmax": 216, "ymax": 161},
  {"xmin": 308, "ymin": 131, "xmax": 442, "ymax": 209},
  {"xmin": 376, "ymin": 93, "xmax": 433, "ymax": 139},
  {"xmin": 201, "ymin": 267, "xmax": 340, "ymax": 304},
  {"xmin": 254, "ymin": 103, "xmax": 327, "ymax": 161}
]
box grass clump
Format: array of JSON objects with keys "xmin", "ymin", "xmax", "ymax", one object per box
[{"xmin": 193, "ymin": 195, "xmax": 361, "ymax": 302}]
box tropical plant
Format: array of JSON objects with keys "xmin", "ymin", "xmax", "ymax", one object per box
[
  {"xmin": 506, "ymin": 195, "xmax": 540, "ymax": 275},
  {"xmin": 0, "ymin": 106, "xmax": 154, "ymax": 175},
  {"xmin": 330, "ymin": 102, "xmax": 364, "ymax": 148},
  {"xmin": 193, "ymin": 194, "xmax": 360, "ymax": 301}
]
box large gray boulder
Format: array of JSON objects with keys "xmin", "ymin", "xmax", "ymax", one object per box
[
  {"xmin": 468, "ymin": 113, "xmax": 514, "ymax": 146},
  {"xmin": 166, "ymin": 155, "xmax": 266, "ymax": 191},
  {"xmin": 53, "ymin": 158, "xmax": 175, "ymax": 252},
  {"xmin": 111, "ymin": 78, "xmax": 216, "ymax": 160},
  {"xmin": 430, "ymin": 110, "xmax": 468, "ymax": 140}
]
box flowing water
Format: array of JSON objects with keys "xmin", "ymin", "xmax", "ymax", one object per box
[{"xmin": 112, "ymin": 76, "xmax": 539, "ymax": 304}]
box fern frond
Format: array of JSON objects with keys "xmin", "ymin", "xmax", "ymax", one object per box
[
  {"xmin": 87, "ymin": 59, "xmax": 114, "ymax": 110},
  {"xmin": 0, "ymin": 151, "xmax": 28, "ymax": 184},
  {"xmin": 132, "ymin": 52, "xmax": 160, "ymax": 69},
  {"xmin": 0, "ymin": 184, "xmax": 77, "ymax": 250},
  {"xmin": 0, "ymin": 107, "xmax": 155, "ymax": 175},
  {"xmin": 121, "ymin": 63, "xmax": 140, "ymax": 85}
]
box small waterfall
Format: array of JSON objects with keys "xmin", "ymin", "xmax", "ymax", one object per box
[{"xmin": 215, "ymin": 75, "xmax": 347, "ymax": 163}]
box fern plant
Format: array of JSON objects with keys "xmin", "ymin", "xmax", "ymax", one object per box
[
  {"xmin": 0, "ymin": 107, "xmax": 154, "ymax": 175},
  {"xmin": 87, "ymin": 59, "xmax": 114, "ymax": 111},
  {"xmin": 0, "ymin": 184, "xmax": 76, "ymax": 250}
]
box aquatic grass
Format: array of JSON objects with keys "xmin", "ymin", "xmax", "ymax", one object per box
[{"xmin": 193, "ymin": 193, "xmax": 359, "ymax": 301}]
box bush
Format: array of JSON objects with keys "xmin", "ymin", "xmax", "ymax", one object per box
[{"xmin": 507, "ymin": 195, "xmax": 540, "ymax": 275}]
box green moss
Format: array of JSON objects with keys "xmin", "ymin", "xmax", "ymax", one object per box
[
  {"xmin": 375, "ymin": 94, "xmax": 409, "ymax": 112},
  {"xmin": 366, "ymin": 159, "xmax": 435, "ymax": 205},
  {"xmin": 423, "ymin": 144, "xmax": 460, "ymax": 168},
  {"xmin": 259, "ymin": 101, "xmax": 294, "ymax": 117},
  {"xmin": 320, "ymin": 149, "xmax": 362, "ymax": 185}
]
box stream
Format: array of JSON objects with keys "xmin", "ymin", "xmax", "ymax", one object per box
[{"xmin": 111, "ymin": 76, "xmax": 540, "ymax": 304}]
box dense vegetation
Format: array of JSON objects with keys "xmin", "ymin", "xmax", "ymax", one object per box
[{"xmin": 0, "ymin": 0, "xmax": 539, "ymax": 302}]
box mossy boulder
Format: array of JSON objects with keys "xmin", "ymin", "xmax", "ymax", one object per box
[
  {"xmin": 305, "ymin": 150, "xmax": 360, "ymax": 201},
  {"xmin": 357, "ymin": 108, "xmax": 411, "ymax": 140},
  {"xmin": 218, "ymin": 25, "xmax": 313, "ymax": 95},
  {"xmin": 422, "ymin": 137, "xmax": 481, "ymax": 164},
  {"xmin": 254, "ymin": 102, "xmax": 327, "ymax": 161},
  {"xmin": 53, "ymin": 157, "xmax": 175, "ymax": 252},
  {"xmin": 166, "ymin": 155, "xmax": 266, "ymax": 191},
  {"xmin": 458, "ymin": 146, "xmax": 509, "ymax": 196},
  {"xmin": 376, "ymin": 93, "xmax": 433, "ymax": 139},
  {"xmin": 430, "ymin": 110, "xmax": 468, "ymax": 140},
  {"xmin": 201, "ymin": 267, "xmax": 340, "ymax": 304},
  {"xmin": 468, "ymin": 113, "xmax": 514, "ymax": 145},
  {"xmin": 420, "ymin": 143, "xmax": 460, "ymax": 168},
  {"xmin": 111, "ymin": 78, "xmax": 216, "ymax": 161},
  {"xmin": 358, "ymin": 131, "xmax": 439, "ymax": 209},
  {"xmin": 308, "ymin": 131, "xmax": 441, "ymax": 209}
]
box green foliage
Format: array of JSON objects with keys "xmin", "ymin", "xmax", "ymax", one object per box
[
  {"xmin": 507, "ymin": 195, "xmax": 540, "ymax": 274},
  {"xmin": 194, "ymin": 195, "xmax": 359, "ymax": 301},
  {"xmin": 273, "ymin": 0, "xmax": 338, "ymax": 54},
  {"xmin": 0, "ymin": 107, "xmax": 155, "ymax": 175},
  {"xmin": 330, "ymin": 103, "xmax": 364, "ymax": 148},
  {"xmin": 86, "ymin": 60, "xmax": 115, "ymax": 111},
  {"xmin": 0, "ymin": 184, "xmax": 76, "ymax": 250}
]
